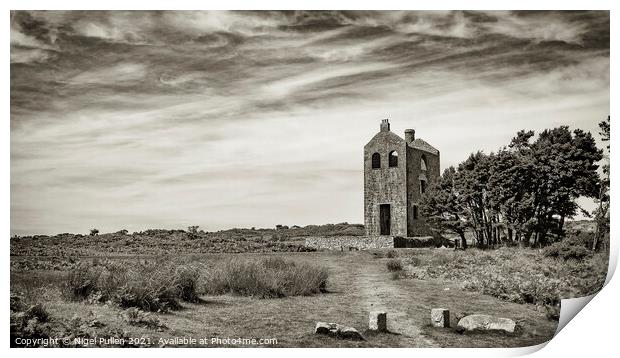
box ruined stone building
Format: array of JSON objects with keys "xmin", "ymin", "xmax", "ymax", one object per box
[{"xmin": 364, "ymin": 119, "xmax": 440, "ymax": 237}]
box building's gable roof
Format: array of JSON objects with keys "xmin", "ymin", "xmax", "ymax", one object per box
[
  {"xmin": 410, "ymin": 138, "xmax": 439, "ymax": 155},
  {"xmin": 364, "ymin": 130, "xmax": 405, "ymax": 148}
]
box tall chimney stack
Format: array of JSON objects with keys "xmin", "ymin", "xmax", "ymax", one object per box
[
  {"xmin": 405, "ymin": 129, "xmax": 415, "ymax": 143},
  {"xmin": 380, "ymin": 119, "xmax": 390, "ymax": 132}
]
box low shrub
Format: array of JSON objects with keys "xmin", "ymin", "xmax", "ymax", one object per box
[
  {"xmin": 545, "ymin": 304, "xmax": 561, "ymax": 321},
  {"xmin": 11, "ymin": 293, "xmax": 26, "ymax": 312},
  {"xmin": 24, "ymin": 304, "xmax": 50, "ymax": 323},
  {"xmin": 543, "ymin": 238, "xmax": 592, "ymax": 260},
  {"xmin": 9, "ymin": 300, "xmax": 156, "ymax": 347},
  {"xmin": 203, "ymin": 257, "xmax": 328, "ymax": 298},
  {"xmin": 10, "ymin": 303, "xmax": 52, "ymax": 347},
  {"xmin": 386, "ymin": 259, "xmax": 403, "ymax": 272}
]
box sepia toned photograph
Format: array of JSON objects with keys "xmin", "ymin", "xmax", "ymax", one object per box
[{"xmin": 10, "ymin": 10, "xmax": 610, "ymax": 348}]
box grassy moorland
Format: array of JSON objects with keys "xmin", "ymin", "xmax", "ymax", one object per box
[
  {"xmin": 9, "ymin": 222, "xmax": 608, "ymax": 348},
  {"xmin": 12, "ymin": 251, "xmax": 564, "ymax": 348},
  {"xmin": 10, "ymin": 223, "xmax": 364, "ymax": 258},
  {"xmin": 390, "ymin": 246, "xmax": 607, "ymax": 316}
]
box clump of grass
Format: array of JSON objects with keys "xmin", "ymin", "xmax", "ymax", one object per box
[
  {"xmin": 63, "ymin": 258, "xmax": 201, "ymax": 312},
  {"xmin": 203, "ymin": 257, "xmax": 328, "ymax": 298},
  {"xmin": 174, "ymin": 265, "xmax": 202, "ymax": 302},
  {"xmin": 390, "ymin": 271, "xmax": 406, "ymax": 280},
  {"xmin": 386, "ymin": 250, "xmax": 398, "ymax": 258},
  {"xmin": 122, "ymin": 307, "xmax": 167, "ymax": 330},
  {"xmin": 386, "ymin": 259, "xmax": 403, "ymax": 272},
  {"xmin": 262, "ymin": 256, "xmax": 296, "ymax": 270},
  {"xmin": 64, "ymin": 263, "xmax": 105, "ymax": 300}
]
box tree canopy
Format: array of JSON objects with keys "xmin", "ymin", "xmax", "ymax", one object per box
[{"xmin": 420, "ymin": 124, "xmax": 604, "ymax": 248}]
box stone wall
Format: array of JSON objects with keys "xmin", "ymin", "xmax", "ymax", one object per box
[{"xmin": 305, "ymin": 236, "xmax": 394, "ymax": 250}]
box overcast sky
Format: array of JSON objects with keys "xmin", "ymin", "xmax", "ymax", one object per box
[{"xmin": 10, "ymin": 10, "xmax": 609, "ymax": 235}]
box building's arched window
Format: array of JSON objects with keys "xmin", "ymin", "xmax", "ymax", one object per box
[
  {"xmin": 421, "ymin": 155, "xmax": 428, "ymax": 171},
  {"xmin": 371, "ymin": 152, "xmax": 381, "ymax": 169},
  {"xmin": 388, "ymin": 151, "xmax": 398, "ymax": 167}
]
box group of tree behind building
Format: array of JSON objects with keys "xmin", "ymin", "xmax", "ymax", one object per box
[{"xmin": 420, "ymin": 116, "xmax": 610, "ymax": 252}]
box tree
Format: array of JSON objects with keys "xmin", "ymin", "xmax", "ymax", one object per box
[
  {"xmin": 420, "ymin": 167, "xmax": 468, "ymax": 249},
  {"xmin": 422, "ymin": 125, "xmax": 603, "ymax": 249},
  {"xmin": 90, "ymin": 228, "xmax": 99, "ymax": 236},
  {"xmin": 593, "ymin": 115, "xmax": 610, "ymax": 251},
  {"xmin": 453, "ymin": 152, "xmax": 495, "ymax": 246},
  {"xmin": 528, "ymin": 127, "xmax": 601, "ymax": 245},
  {"xmin": 600, "ymin": 115, "xmax": 610, "ymax": 145},
  {"xmin": 497, "ymin": 127, "xmax": 602, "ymax": 246},
  {"xmin": 486, "ymin": 147, "xmax": 537, "ymax": 246}
]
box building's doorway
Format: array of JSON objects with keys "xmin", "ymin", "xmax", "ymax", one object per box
[{"xmin": 379, "ymin": 204, "xmax": 391, "ymax": 235}]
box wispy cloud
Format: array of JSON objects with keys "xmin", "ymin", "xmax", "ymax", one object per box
[
  {"xmin": 10, "ymin": 10, "xmax": 609, "ymax": 235},
  {"xmin": 69, "ymin": 63, "xmax": 148, "ymax": 85},
  {"xmin": 483, "ymin": 11, "xmax": 590, "ymax": 44}
]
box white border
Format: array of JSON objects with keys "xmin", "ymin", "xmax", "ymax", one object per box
[{"xmin": 3, "ymin": 1, "xmax": 617, "ymax": 358}]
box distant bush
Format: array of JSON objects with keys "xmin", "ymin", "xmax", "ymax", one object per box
[
  {"xmin": 63, "ymin": 259, "xmax": 200, "ymax": 311},
  {"xmin": 386, "ymin": 259, "xmax": 403, "ymax": 272},
  {"xmin": 90, "ymin": 228, "xmax": 99, "ymax": 236},
  {"xmin": 187, "ymin": 226, "xmax": 199, "ymax": 234},
  {"xmin": 203, "ymin": 257, "xmax": 328, "ymax": 298},
  {"xmin": 543, "ymin": 242, "xmax": 591, "ymax": 260},
  {"xmin": 543, "ymin": 233, "xmax": 594, "ymax": 260},
  {"xmin": 334, "ymin": 225, "xmax": 365, "ymax": 236},
  {"xmin": 393, "ymin": 236, "xmax": 454, "ymax": 248}
]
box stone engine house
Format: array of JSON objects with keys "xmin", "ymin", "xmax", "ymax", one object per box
[{"xmin": 364, "ymin": 119, "xmax": 440, "ymax": 237}]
